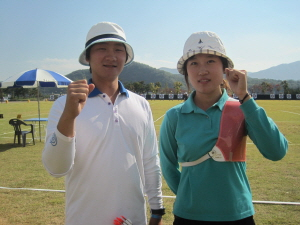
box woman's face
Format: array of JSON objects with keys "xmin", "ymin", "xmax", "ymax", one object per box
[{"xmin": 186, "ymin": 54, "xmax": 224, "ymax": 97}]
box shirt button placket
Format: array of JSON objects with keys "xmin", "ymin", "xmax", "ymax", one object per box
[{"xmin": 113, "ymin": 106, "xmax": 119, "ymax": 123}]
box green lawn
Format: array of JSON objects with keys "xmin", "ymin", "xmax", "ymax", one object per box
[{"xmin": 0, "ymin": 99, "xmax": 299, "ymax": 224}]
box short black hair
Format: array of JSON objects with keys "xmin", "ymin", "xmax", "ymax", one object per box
[
  {"xmin": 86, "ymin": 46, "xmax": 92, "ymax": 62},
  {"xmin": 219, "ymin": 57, "xmax": 228, "ymax": 70}
]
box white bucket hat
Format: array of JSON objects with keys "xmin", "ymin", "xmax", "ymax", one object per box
[
  {"xmin": 177, "ymin": 31, "xmax": 234, "ymax": 75},
  {"xmin": 79, "ymin": 22, "xmax": 134, "ymax": 66}
]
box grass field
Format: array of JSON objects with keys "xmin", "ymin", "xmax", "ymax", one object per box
[{"xmin": 0, "ymin": 99, "xmax": 299, "ymax": 224}]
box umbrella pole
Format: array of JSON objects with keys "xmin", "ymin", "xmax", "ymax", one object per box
[{"xmin": 37, "ymin": 83, "xmax": 41, "ymax": 142}]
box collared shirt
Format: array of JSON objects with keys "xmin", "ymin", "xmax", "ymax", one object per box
[
  {"xmin": 88, "ymin": 79, "xmax": 129, "ymax": 98},
  {"xmin": 160, "ymin": 90, "xmax": 288, "ymax": 221},
  {"xmin": 43, "ymin": 81, "xmax": 163, "ymax": 225}
]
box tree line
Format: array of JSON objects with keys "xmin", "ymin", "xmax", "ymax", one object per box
[
  {"xmin": 123, "ymin": 81, "xmax": 184, "ymax": 94},
  {"xmin": 250, "ymin": 80, "xmax": 300, "ymax": 94},
  {"xmin": 1, "ymin": 80, "xmax": 299, "ymax": 100}
]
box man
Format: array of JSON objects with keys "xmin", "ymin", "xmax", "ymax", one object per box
[{"xmin": 42, "ymin": 22, "xmax": 164, "ymax": 225}]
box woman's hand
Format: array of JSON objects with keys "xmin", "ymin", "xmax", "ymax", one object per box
[{"xmin": 225, "ymin": 68, "xmax": 248, "ymax": 100}]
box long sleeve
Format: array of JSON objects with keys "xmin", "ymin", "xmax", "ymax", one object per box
[
  {"xmin": 42, "ymin": 90, "xmax": 163, "ymax": 224},
  {"xmin": 159, "ymin": 111, "xmax": 181, "ymax": 195},
  {"xmin": 241, "ymin": 98, "xmax": 288, "ymax": 161},
  {"xmin": 42, "ymin": 96, "xmax": 75, "ymax": 177},
  {"xmin": 143, "ymin": 103, "xmax": 164, "ymax": 210}
]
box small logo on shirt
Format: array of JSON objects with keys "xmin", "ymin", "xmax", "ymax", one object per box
[
  {"xmin": 50, "ymin": 133, "xmax": 57, "ymax": 146},
  {"xmin": 198, "ymin": 39, "xmax": 203, "ymax": 44}
]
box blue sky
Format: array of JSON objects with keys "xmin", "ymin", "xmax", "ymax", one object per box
[{"xmin": 0, "ymin": 0, "xmax": 299, "ymax": 81}]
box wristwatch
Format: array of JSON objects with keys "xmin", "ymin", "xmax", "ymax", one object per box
[{"xmin": 151, "ymin": 208, "xmax": 166, "ymax": 215}]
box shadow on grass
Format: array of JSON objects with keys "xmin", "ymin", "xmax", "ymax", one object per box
[{"xmin": 0, "ymin": 143, "xmax": 26, "ymax": 152}]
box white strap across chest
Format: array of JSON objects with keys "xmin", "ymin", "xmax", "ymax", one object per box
[
  {"xmin": 181, "ymin": 147, "xmax": 226, "ymax": 167},
  {"xmin": 181, "ymin": 99, "xmax": 246, "ymax": 167}
]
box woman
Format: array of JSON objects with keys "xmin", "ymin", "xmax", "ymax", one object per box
[{"xmin": 159, "ymin": 31, "xmax": 288, "ymax": 225}]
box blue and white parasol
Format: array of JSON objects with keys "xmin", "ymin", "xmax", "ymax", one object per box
[
  {"xmin": 1, "ymin": 69, "xmax": 73, "ymax": 141},
  {"xmin": 0, "ymin": 69, "xmax": 72, "ymax": 88}
]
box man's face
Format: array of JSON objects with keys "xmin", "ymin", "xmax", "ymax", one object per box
[{"xmin": 87, "ymin": 42, "xmax": 127, "ymax": 81}]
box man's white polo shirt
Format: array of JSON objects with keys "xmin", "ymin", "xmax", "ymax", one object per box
[{"xmin": 43, "ymin": 81, "xmax": 163, "ymax": 225}]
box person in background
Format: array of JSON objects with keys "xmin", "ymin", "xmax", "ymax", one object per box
[
  {"xmin": 159, "ymin": 31, "xmax": 288, "ymax": 225},
  {"xmin": 42, "ymin": 21, "xmax": 165, "ymax": 225}
]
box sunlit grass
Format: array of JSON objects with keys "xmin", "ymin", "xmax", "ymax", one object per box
[{"xmin": 0, "ymin": 99, "xmax": 299, "ymax": 224}]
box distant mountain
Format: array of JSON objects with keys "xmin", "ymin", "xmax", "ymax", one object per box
[
  {"xmin": 66, "ymin": 61, "xmax": 300, "ymax": 93},
  {"xmin": 158, "ymin": 67, "xmax": 179, "ymax": 75},
  {"xmin": 66, "ymin": 61, "xmax": 186, "ymax": 88},
  {"xmin": 119, "ymin": 62, "xmax": 185, "ymax": 86},
  {"xmin": 248, "ymin": 61, "xmax": 300, "ymax": 80},
  {"xmin": 159, "ymin": 61, "xmax": 300, "ymax": 81},
  {"xmin": 38, "ymin": 61, "xmax": 300, "ymax": 95}
]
